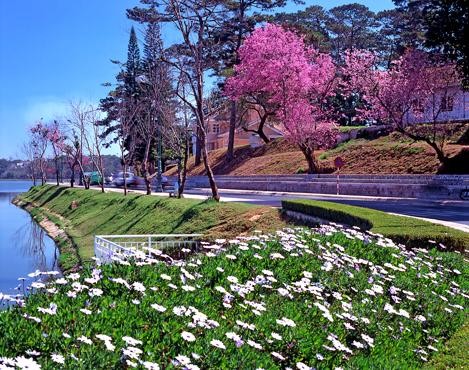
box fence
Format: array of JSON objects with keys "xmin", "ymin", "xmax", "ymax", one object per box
[{"xmin": 94, "ymin": 234, "xmax": 202, "ymax": 263}]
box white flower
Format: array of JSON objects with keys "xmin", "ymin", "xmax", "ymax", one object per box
[
  {"xmin": 122, "ymin": 336, "xmax": 142, "ymax": 346},
  {"xmin": 89, "ymin": 288, "xmax": 103, "ymax": 297},
  {"xmin": 210, "ymin": 339, "xmax": 226, "ymax": 350},
  {"xmin": 51, "ymin": 353, "xmax": 65, "ymax": 364},
  {"xmin": 296, "ymin": 362, "xmax": 312, "ymax": 370},
  {"xmin": 226, "ymin": 254, "xmax": 237, "ymax": 260},
  {"xmin": 361, "ymin": 334, "xmax": 374, "ymax": 347},
  {"xmin": 175, "ymin": 355, "xmax": 191, "ymax": 366},
  {"xmin": 14, "ymin": 356, "xmax": 41, "ymax": 370},
  {"xmin": 415, "ymin": 315, "xmax": 426, "ymax": 322},
  {"xmin": 55, "ymin": 278, "xmax": 68, "ymax": 285},
  {"xmin": 142, "ymin": 361, "xmax": 160, "ymax": 370},
  {"xmin": 276, "ymin": 317, "xmax": 296, "ymax": 327},
  {"xmin": 271, "ymin": 332, "xmax": 282, "ymax": 341},
  {"xmin": 77, "ymin": 336, "xmax": 93, "ymax": 345},
  {"xmin": 181, "ymin": 331, "xmax": 196, "ymax": 342},
  {"xmin": 271, "ymin": 351, "xmax": 285, "ymax": 360},
  {"xmin": 247, "ymin": 339, "xmax": 263, "ymax": 350},
  {"xmin": 151, "ymin": 304, "xmax": 167, "ymax": 312},
  {"xmin": 80, "ymin": 308, "xmax": 92, "ymax": 315},
  {"xmin": 227, "ymin": 276, "xmax": 239, "ymax": 283},
  {"xmin": 132, "ymin": 282, "xmax": 146, "ymax": 293},
  {"xmin": 160, "ymin": 274, "xmax": 171, "ymax": 281}
]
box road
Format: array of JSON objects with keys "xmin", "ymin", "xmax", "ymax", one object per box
[{"xmin": 184, "ymin": 188, "xmax": 469, "ymax": 229}]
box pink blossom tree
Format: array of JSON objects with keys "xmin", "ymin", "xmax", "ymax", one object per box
[
  {"xmin": 226, "ymin": 24, "xmax": 338, "ymax": 173},
  {"xmin": 344, "ymin": 49, "xmax": 464, "ymax": 165}
]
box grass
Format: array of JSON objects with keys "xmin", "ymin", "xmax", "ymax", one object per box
[
  {"xmin": 15, "ymin": 185, "xmax": 287, "ymax": 269},
  {"xmin": 0, "ymin": 225, "xmax": 466, "ymax": 369},
  {"xmin": 282, "ymin": 199, "xmax": 469, "ymax": 252},
  {"xmin": 338, "ymin": 125, "xmax": 366, "ymax": 133}
]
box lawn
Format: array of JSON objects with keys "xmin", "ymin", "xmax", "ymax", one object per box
[
  {"xmin": 0, "ymin": 225, "xmax": 466, "ymax": 369},
  {"xmin": 14, "ymin": 185, "xmax": 287, "ymax": 270}
]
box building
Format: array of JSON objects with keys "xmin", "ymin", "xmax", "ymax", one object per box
[
  {"xmin": 404, "ymin": 78, "xmax": 469, "ymax": 125},
  {"xmin": 193, "ymin": 107, "xmax": 283, "ymax": 153}
]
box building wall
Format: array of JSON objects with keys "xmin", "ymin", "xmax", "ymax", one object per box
[{"xmin": 405, "ymin": 87, "xmax": 469, "ymax": 124}]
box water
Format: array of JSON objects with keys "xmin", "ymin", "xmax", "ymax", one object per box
[{"xmin": 0, "ymin": 181, "xmax": 59, "ymax": 298}]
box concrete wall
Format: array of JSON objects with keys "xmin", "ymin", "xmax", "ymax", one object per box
[{"xmin": 175, "ymin": 174, "xmax": 469, "ymax": 200}]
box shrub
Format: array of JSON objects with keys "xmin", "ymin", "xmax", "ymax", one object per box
[{"xmin": 282, "ymin": 199, "xmax": 468, "ymax": 252}]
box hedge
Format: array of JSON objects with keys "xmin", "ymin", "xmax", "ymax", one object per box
[{"xmin": 282, "ymin": 199, "xmax": 468, "ymax": 252}]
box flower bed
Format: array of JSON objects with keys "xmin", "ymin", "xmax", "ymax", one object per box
[{"xmin": 0, "ymin": 225, "xmax": 467, "ymax": 369}]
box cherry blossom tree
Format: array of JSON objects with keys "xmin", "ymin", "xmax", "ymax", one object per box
[
  {"xmin": 343, "ymin": 49, "xmax": 464, "ymax": 165},
  {"xmin": 226, "ymin": 24, "xmax": 338, "ymax": 173}
]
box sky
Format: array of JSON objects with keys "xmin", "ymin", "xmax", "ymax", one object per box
[{"xmin": 0, "ymin": 0, "xmax": 394, "ymax": 159}]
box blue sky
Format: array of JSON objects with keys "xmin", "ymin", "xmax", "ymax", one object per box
[{"xmin": 0, "ymin": 0, "xmax": 394, "ymax": 159}]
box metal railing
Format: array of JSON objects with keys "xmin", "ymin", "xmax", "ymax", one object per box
[{"xmin": 94, "ymin": 234, "xmax": 202, "ymax": 263}]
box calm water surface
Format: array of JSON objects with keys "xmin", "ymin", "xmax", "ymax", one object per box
[{"xmin": 0, "ymin": 181, "xmax": 59, "ymax": 297}]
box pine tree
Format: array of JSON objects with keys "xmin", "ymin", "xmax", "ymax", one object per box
[{"xmin": 125, "ymin": 26, "xmax": 141, "ymax": 98}]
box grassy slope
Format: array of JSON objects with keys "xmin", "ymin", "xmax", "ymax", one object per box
[
  {"xmin": 282, "ymin": 199, "xmax": 469, "ymax": 252},
  {"xmin": 166, "ymin": 135, "xmax": 468, "ymax": 176},
  {"xmin": 16, "ymin": 185, "xmax": 287, "ymax": 267}
]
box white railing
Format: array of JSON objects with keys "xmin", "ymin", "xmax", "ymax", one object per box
[{"xmin": 94, "ymin": 234, "xmax": 202, "ymax": 263}]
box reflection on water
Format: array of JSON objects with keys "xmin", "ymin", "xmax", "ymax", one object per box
[
  {"xmin": 0, "ymin": 181, "xmax": 60, "ymax": 302},
  {"xmin": 12, "ymin": 217, "xmax": 59, "ymax": 273}
]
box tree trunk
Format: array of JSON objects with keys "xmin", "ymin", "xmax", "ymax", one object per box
[
  {"xmin": 123, "ymin": 161, "xmax": 128, "ymax": 196},
  {"xmin": 195, "ymin": 127, "xmax": 202, "ymax": 166},
  {"xmin": 201, "ymin": 131, "xmax": 219, "ymax": 201},
  {"xmin": 178, "ymin": 139, "xmax": 190, "ymax": 198},
  {"xmin": 55, "ymin": 155, "xmax": 59, "ymax": 186},
  {"xmin": 300, "ymin": 146, "xmax": 319, "ymax": 174},
  {"xmin": 226, "ymin": 100, "xmax": 237, "ymax": 161},
  {"xmin": 70, "ymin": 163, "xmax": 76, "ymax": 188}
]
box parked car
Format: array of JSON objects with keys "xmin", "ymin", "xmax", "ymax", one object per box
[
  {"xmin": 113, "ymin": 172, "xmax": 137, "ymax": 187},
  {"xmin": 152, "ymin": 175, "xmax": 171, "ymax": 190},
  {"xmin": 104, "ymin": 174, "xmax": 113, "ymax": 184},
  {"xmin": 80, "ymin": 171, "xmax": 102, "ymax": 186}
]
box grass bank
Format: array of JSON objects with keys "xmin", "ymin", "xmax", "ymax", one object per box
[
  {"xmin": 282, "ymin": 199, "xmax": 468, "ymax": 252},
  {"xmin": 15, "ymin": 185, "xmax": 287, "ymax": 270}
]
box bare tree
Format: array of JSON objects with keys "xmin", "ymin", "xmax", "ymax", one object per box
[
  {"xmin": 82, "ymin": 108, "xmax": 107, "ymax": 193},
  {"xmin": 128, "ymin": 0, "xmax": 223, "ymax": 201},
  {"xmin": 21, "ymin": 140, "xmax": 37, "ymax": 186},
  {"xmin": 30, "ymin": 122, "xmax": 49, "ymax": 185}
]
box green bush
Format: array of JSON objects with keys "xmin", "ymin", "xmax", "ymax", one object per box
[{"xmin": 282, "ymin": 199, "xmax": 468, "ymax": 252}]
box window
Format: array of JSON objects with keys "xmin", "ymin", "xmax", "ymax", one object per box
[
  {"xmin": 440, "ymin": 96, "xmax": 454, "ymax": 112},
  {"xmin": 212, "ymin": 124, "xmax": 220, "ymax": 134},
  {"xmin": 412, "ymin": 99, "xmax": 425, "ymax": 113}
]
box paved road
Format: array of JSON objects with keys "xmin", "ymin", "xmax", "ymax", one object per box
[{"xmin": 181, "ymin": 188, "xmax": 469, "ymax": 230}]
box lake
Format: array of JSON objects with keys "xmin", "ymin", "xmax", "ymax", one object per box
[{"xmin": 0, "ymin": 181, "xmax": 59, "ymax": 301}]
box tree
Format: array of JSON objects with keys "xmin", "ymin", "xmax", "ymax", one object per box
[
  {"xmin": 344, "ymin": 48, "xmax": 464, "ymax": 165},
  {"xmin": 394, "ymin": 0, "xmax": 469, "ymax": 88},
  {"xmin": 136, "ymin": 20, "xmax": 176, "ymax": 195},
  {"xmin": 46, "ymin": 120, "xmax": 65, "ymax": 186},
  {"xmin": 210, "ymin": 0, "xmax": 290, "ymax": 161},
  {"xmin": 227, "ymin": 24, "xmax": 338, "ymax": 173},
  {"xmin": 327, "ymin": 3, "xmax": 379, "ymax": 61},
  {"xmin": 128, "ymin": 0, "xmax": 224, "ymax": 201},
  {"xmin": 271, "ymin": 5, "xmax": 331, "ymax": 50},
  {"xmin": 30, "ymin": 122, "xmax": 49, "ymax": 185}
]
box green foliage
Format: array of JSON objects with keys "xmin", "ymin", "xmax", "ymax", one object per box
[
  {"xmin": 15, "ymin": 185, "xmax": 285, "ymax": 264},
  {"xmin": 282, "ymin": 199, "xmax": 469, "ymax": 252},
  {"xmin": 0, "ymin": 227, "xmax": 466, "ymax": 368}
]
